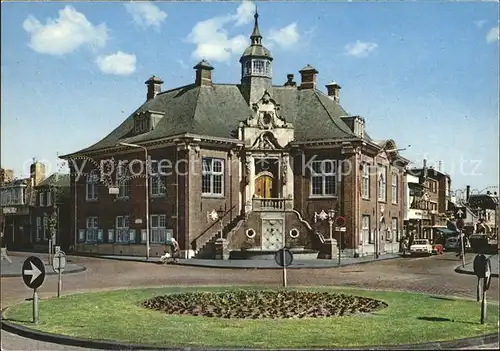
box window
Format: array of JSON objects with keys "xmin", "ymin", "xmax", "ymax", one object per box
[
  {"xmin": 85, "ymin": 217, "xmax": 98, "ymax": 242},
  {"xmin": 43, "ymin": 216, "xmax": 48, "ymax": 240},
  {"xmin": 150, "ymin": 160, "xmax": 167, "ymax": 196},
  {"xmin": 86, "ymin": 170, "xmax": 99, "ymax": 200},
  {"xmin": 265, "ymin": 61, "xmax": 271, "ymax": 75},
  {"xmin": 430, "ymin": 202, "xmax": 437, "ymax": 212},
  {"xmin": 202, "ymin": 158, "xmax": 224, "ymax": 196},
  {"xmin": 391, "ymin": 171, "xmax": 398, "ymax": 204},
  {"xmin": 378, "ymin": 165, "xmax": 386, "ymax": 202},
  {"xmin": 115, "ymin": 216, "xmax": 130, "ymax": 243},
  {"xmin": 362, "ymin": 163, "xmax": 370, "ymax": 199},
  {"xmin": 134, "ymin": 117, "xmax": 149, "ymax": 133},
  {"xmin": 311, "ymin": 160, "xmax": 336, "ymax": 197},
  {"xmin": 47, "ymin": 191, "xmax": 52, "ymax": 206},
  {"xmin": 116, "ymin": 164, "xmax": 130, "ymax": 198},
  {"xmin": 253, "ymin": 60, "xmax": 265, "ymax": 75},
  {"xmin": 36, "ymin": 217, "xmax": 42, "ymax": 241},
  {"xmin": 39, "ymin": 193, "xmax": 44, "ymax": 206},
  {"xmin": 391, "ymin": 217, "xmax": 398, "ymax": 242},
  {"xmin": 243, "ymin": 61, "xmax": 252, "ymax": 76},
  {"xmin": 151, "ymin": 214, "xmax": 167, "ymax": 244},
  {"xmin": 362, "ymin": 215, "xmax": 370, "ymax": 245}
]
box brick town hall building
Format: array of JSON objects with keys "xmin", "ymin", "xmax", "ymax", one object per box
[{"xmin": 61, "ymin": 12, "xmax": 409, "ymax": 259}]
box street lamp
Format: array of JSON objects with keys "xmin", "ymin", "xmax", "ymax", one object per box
[
  {"xmin": 314, "ymin": 209, "xmax": 336, "ymax": 240},
  {"xmin": 118, "ymin": 142, "xmax": 150, "ymax": 260},
  {"xmin": 374, "ymin": 145, "xmax": 409, "ymax": 259}
]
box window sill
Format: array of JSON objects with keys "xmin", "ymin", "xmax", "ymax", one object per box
[
  {"xmin": 86, "ymin": 198, "xmax": 99, "ymax": 202},
  {"xmin": 116, "ymin": 196, "xmax": 130, "ymax": 201},
  {"xmin": 151, "ymin": 194, "xmax": 166, "ymax": 198},
  {"xmin": 362, "ymin": 197, "xmax": 371, "ymax": 201},
  {"xmin": 309, "ymin": 195, "xmax": 338, "ymax": 200},
  {"xmin": 202, "ymin": 194, "xmax": 225, "ymax": 199}
]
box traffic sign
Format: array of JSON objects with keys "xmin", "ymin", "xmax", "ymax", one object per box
[
  {"xmin": 22, "ymin": 256, "xmax": 46, "ymax": 290},
  {"xmin": 454, "ymin": 207, "xmax": 467, "ymax": 220},
  {"xmin": 335, "ymin": 216, "xmax": 346, "ymax": 227},
  {"xmin": 52, "ymin": 251, "xmax": 67, "ymax": 274},
  {"xmin": 275, "ymin": 248, "xmax": 293, "ymax": 267},
  {"xmin": 456, "ymin": 219, "xmax": 465, "ymax": 230},
  {"xmin": 335, "ymin": 227, "xmax": 347, "ymax": 232}
]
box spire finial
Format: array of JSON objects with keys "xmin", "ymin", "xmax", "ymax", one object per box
[{"xmin": 250, "ymin": 4, "xmax": 262, "ymax": 45}]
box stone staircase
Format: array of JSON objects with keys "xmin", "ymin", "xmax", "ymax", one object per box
[{"xmin": 193, "ymin": 213, "xmax": 246, "ymax": 259}]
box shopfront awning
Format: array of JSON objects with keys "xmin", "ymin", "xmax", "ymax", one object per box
[{"xmin": 437, "ymin": 228, "xmax": 456, "ymax": 235}]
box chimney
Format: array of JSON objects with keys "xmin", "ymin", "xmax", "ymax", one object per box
[
  {"xmin": 466, "ymin": 185, "xmax": 470, "ymax": 202},
  {"xmin": 30, "ymin": 160, "xmax": 46, "ymax": 187},
  {"xmin": 283, "ymin": 73, "xmax": 297, "ymax": 87},
  {"xmin": 423, "ymin": 159, "xmax": 428, "ymax": 179},
  {"xmin": 145, "ymin": 75, "xmax": 163, "ymax": 100},
  {"xmin": 194, "ymin": 60, "xmax": 214, "ymax": 87},
  {"xmin": 438, "ymin": 160, "xmax": 442, "ymax": 172},
  {"xmin": 325, "ymin": 81, "xmax": 341, "ymax": 102},
  {"xmin": 299, "ymin": 64, "xmax": 319, "ymax": 90}
]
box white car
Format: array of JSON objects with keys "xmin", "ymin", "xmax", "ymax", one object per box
[{"xmin": 410, "ymin": 239, "xmax": 433, "ymax": 256}]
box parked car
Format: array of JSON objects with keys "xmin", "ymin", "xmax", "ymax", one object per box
[{"xmin": 410, "ymin": 239, "xmax": 433, "ymax": 256}]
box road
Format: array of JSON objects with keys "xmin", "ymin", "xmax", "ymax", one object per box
[{"xmin": 1, "ymin": 252, "xmax": 498, "ymax": 350}]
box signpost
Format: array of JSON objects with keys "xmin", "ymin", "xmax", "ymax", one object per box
[
  {"xmin": 454, "ymin": 207, "xmax": 467, "ymax": 220},
  {"xmin": 275, "ymin": 248, "xmax": 293, "ymax": 288},
  {"xmin": 21, "ymin": 256, "xmax": 46, "ymax": 324},
  {"xmin": 52, "ymin": 250, "xmax": 67, "ymax": 298},
  {"xmin": 335, "ymin": 216, "xmax": 346, "ymax": 266},
  {"xmin": 456, "ymin": 219, "xmax": 466, "ymax": 267},
  {"xmin": 473, "ymin": 254, "xmax": 491, "ymax": 324}
]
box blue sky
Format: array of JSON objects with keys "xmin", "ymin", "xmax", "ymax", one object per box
[{"xmin": 1, "ymin": 1, "xmax": 499, "ymax": 190}]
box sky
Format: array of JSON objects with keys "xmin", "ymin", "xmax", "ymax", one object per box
[{"xmin": 1, "ymin": 0, "xmax": 499, "ymax": 191}]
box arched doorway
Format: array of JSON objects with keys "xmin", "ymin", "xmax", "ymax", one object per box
[{"xmin": 255, "ymin": 172, "xmax": 275, "ymax": 198}]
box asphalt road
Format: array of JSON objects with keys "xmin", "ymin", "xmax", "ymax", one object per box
[{"xmin": 1, "ymin": 252, "xmax": 498, "ymax": 350}]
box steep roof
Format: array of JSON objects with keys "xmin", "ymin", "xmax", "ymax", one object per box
[
  {"xmin": 65, "ymin": 83, "xmax": 358, "ymax": 156},
  {"xmin": 37, "ymin": 173, "xmax": 70, "ymax": 188}
]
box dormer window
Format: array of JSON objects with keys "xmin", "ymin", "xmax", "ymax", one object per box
[{"xmin": 134, "ymin": 115, "xmax": 150, "ymax": 134}]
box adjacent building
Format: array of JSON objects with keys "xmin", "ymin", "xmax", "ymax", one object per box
[{"xmin": 60, "ymin": 12, "xmax": 410, "ymax": 259}]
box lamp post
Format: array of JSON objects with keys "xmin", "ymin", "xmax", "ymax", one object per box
[
  {"xmin": 119, "ymin": 142, "xmax": 150, "ymax": 260},
  {"xmin": 374, "ymin": 145, "xmax": 409, "ymax": 259},
  {"xmin": 216, "ymin": 207, "xmax": 225, "ymax": 239},
  {"xmin": 314, "ymin": 209, "xmax": 336, "ymax": 240}
]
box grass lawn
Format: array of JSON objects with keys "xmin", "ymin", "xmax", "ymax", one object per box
[{"xmin": 3, "ymin": 286, "xmax": 499, "ymax": 348}]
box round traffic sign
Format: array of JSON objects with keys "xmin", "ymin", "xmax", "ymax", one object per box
[
  {"xmin": 473, "ymin": 254, "xmax": 488, "ymax": 278},
  {"xmin": 275, "ymin": 248, "xmax": 293, "ymax": 267},
  {"xmin": 22, "ymin": 256, "xmax": 46, "ymax": 290},
  {"xmin": 456, "ymin": 219, "xmax": 465, "ymax": 230},
  {"xmin": 52, "ymin": 251, "xmax": 67, "ymax": 274},
  {"xmin": 335, "ymin": 216, "xmax": 346, "ymax": 227}
]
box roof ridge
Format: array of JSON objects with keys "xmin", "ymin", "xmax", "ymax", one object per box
[
  {"xmin": 312, "ymin": 90, "xmax": 354, "ymax": 137},
  {"xmin": 191, "ymin": 85, "xmax": 203, "ymax": 131}
]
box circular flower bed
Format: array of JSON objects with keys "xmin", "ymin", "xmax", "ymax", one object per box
[{"xmin": 142, "ymin": 290, "xmax": 387, "ymax": 319}]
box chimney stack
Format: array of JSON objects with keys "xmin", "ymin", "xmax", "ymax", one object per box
[
  {"xmin": 284, "ymin": 73, "xmax": 297, "ymax": 87},
  {"xmin": 466, "ymin": 185, "xmax": 470, "ymax": 202},
  {"xmin": 299, "ymin": 64, "xmax": 319, "ymax": 90},
  {"xmin": 325, "ymin": 81, "xmax": 341, "ymax": 103},
  {"xmin": 145, "ymin": 75, "xmax": 163, "ymax": 100},
  {"xmin": 194, "ymin": 60, "xmax": 214, "ymax": 87},
  {"xmin": 423, "ymin": 159, "xmax": 428, "ymax": 179}
]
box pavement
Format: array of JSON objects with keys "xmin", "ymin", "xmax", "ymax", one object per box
[
  {"xmin": 455, "ymin": 254, "xmax": 499, "ymax": 277},
  {"xmin": 94, "ymin": 252, "xmax": 403, "ymax": 269},
  {"xmin": 1, "ymin": 251, "xmax": 498, "ymax": 350},
  {"xmin": 1, "ymin": 254, "xmax": 86, "ymax": 277}
]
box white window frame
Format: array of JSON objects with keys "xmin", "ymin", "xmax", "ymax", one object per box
[
  {"xmin": 86, "ymin": 216, "xmax": 98, "ymax": 242},
  {"xmin": 47, "ymin": 191, "xmax": 52, "ymax": 206},
  {"xmin": 150, "ymin": 160, "xmax": 167, "ymax": 197},
  {"xmin": 202, "ymin": 158, "xmax": 224, "ymax": 196},
  {"xmin": 116, "ymin": 164, "xmax": 130, "ymax": 199},
  {"xmin": 378, "ymin": 165, "xmax": 387, "ymax": 202},
  {"xmin": 253, "ymin": 60, "xmax": 265, "ymax": 75},
  {"xmin": 310, "ymin": 160, "xmax": 336, "ymax": 197},
  {"xmin": 362, "ymin": 163, "xmax": 370, "ymax": 199},
  {"xmin": 115, "ymin": 216, "xmax": 130, "ymax": 243},
  {"xmin": 39, "ymin": 192, "xmax": 44, "ymax": 207},
  {"xmin": 362, "ymin": 215, "xmax": 371, "ymax": 245},
  {"xmin": 43, "ymin": 216, "xmax": 48, "ymax": 240},
  {"xmin": 150, "ymin": 214, "xmax": 167, "ymax": 244},
  {"xmin": 86, "ymin": 170, "xmax": 99, "ymax": 201},
  {"xmin": 36, "ymin": 217, "xmax": 42, "ymax": 241},
  {"xmin": 392, "ymin": 171, "xmax": 398, "ymax": 204}
]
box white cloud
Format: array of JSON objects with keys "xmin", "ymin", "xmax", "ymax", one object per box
[
  {"xmin": 176, "ymin": 59, "xmax": 188, "ymax": 69},
  {"xmin": 474, "ymin": 20, "xmax": 487, "ymax": 28},
  {"xmin": 268, "ymin": 23, "xmax": 300, "ymax": 49},
  {"xmin": 22, "ymin": 5, "xmax": 108, "ymax": 56},
  {"xmin": 344, "ymin": 40, "xmax": 378, "ymax": 58},
  {"xmin": 233, "ymin": 0, "xmax": 255, "ymax": 26},
  {"xmin": 486, "ymin": 26, "xmax": 499, "ymax": 43},
  {"xmin": 95, "ymin": 51, "xmax": 137, "ymax": 75},
  {"xmin": 186, "ymin": 2, "xmax": 254, "ymax": 62},
  {"xmin": 124, "ymin": 2, "xmax": 167, "ymax": 30}
]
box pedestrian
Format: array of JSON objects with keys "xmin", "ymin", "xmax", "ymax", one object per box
[
  {"xmin": 171, "ymin": 237, "xmax": 180, "ymax": 263},
  {"xmin": 0, "ymin": 231, "xmax": 12, "ymax": 264}
]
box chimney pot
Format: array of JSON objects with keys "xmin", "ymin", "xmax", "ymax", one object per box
[
  {"xmin": 145, "ymin": 75, "xmax": 164, "ymax": 100},
  {"xmin": 325, "ymin": 81, "xmax": 341, "ymax": 102},
  {"xmin": 299, "ymin": 64, "xmax": 319, "ymax": 90},
  {"xmin": 284, "ymin": 73, "xmax": 296, "ymax": 87},
  {"xmin": 194, "ymin": 59, "xmax": 214, "ymax": 87}
]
